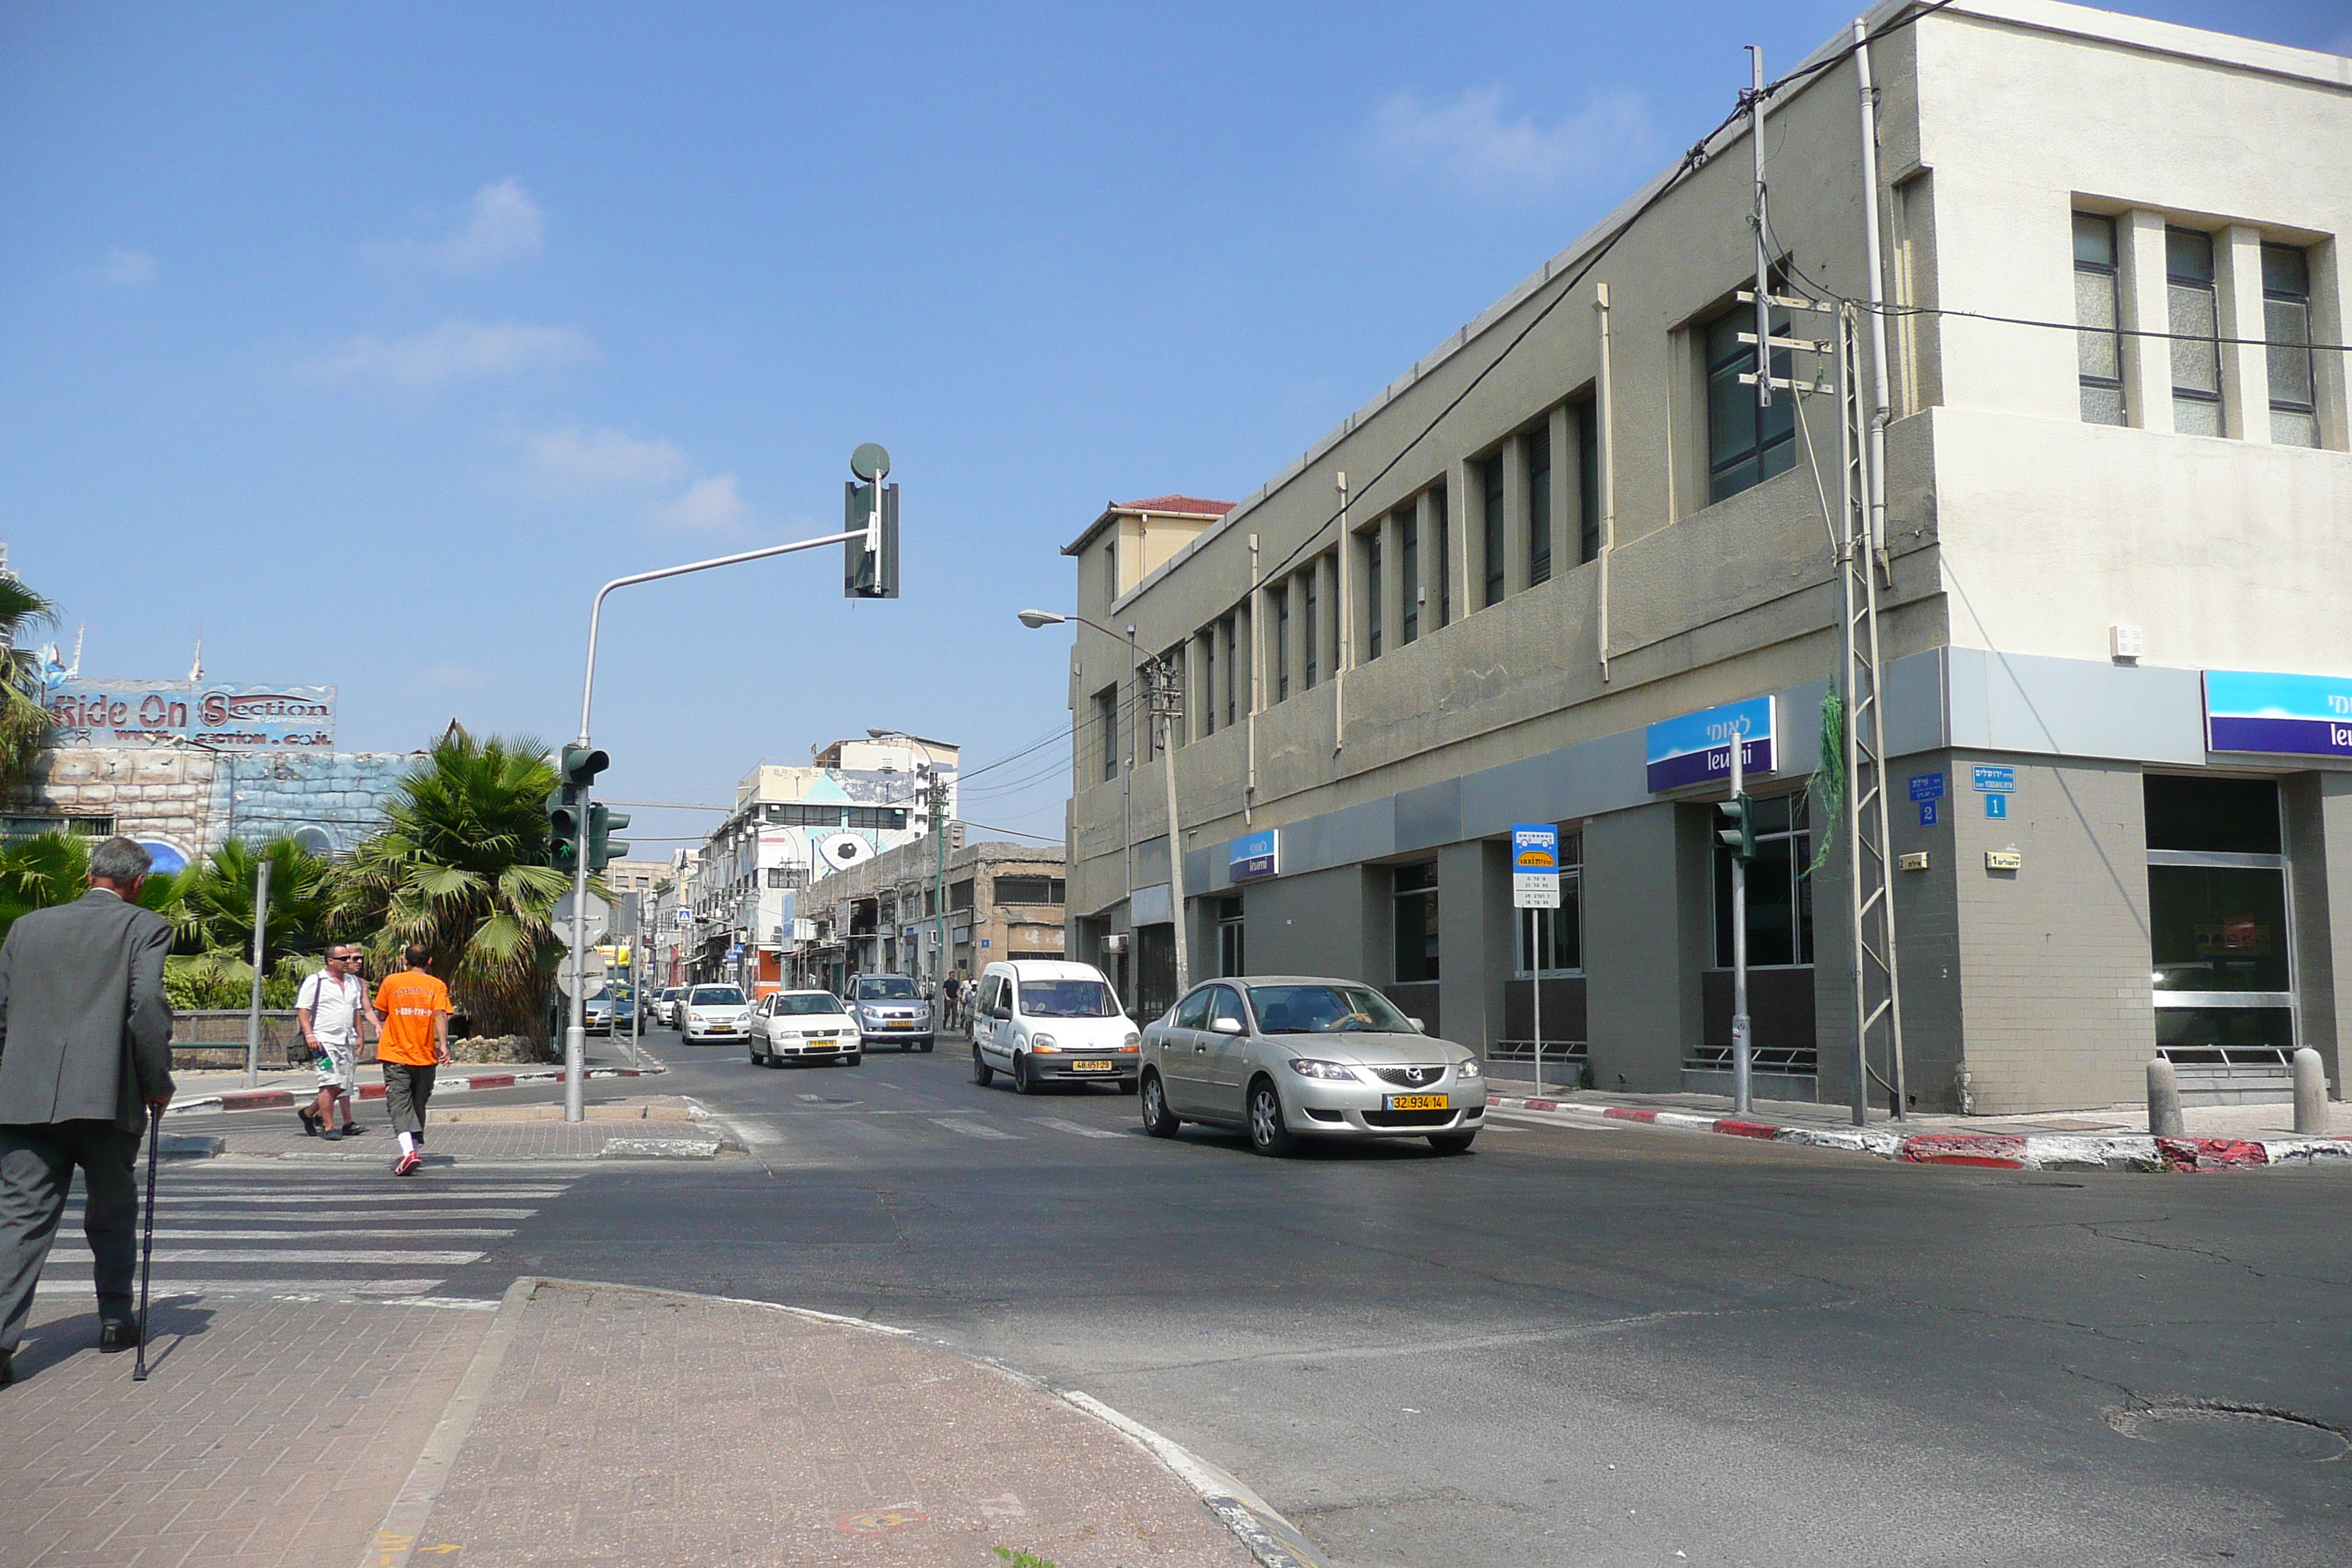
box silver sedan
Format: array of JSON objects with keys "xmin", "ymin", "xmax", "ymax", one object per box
[{"xmin": 1139, "ymin": 976, "xmax": 1486, "ymax": 1156}]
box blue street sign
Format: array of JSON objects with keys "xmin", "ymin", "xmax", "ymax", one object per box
[
  {"xmin": 1919, "ymin": 800, "xmax": 1938, "ymax": 826},
  {"xmin": 1985, "ymin": 793, "xmax": 2008, "ymax": 819},
  {"xmin": 1646, "ymin": 696, "xmax": 1774, "ymax": 793},
  {"xmin": 1511, "ymin": 823, "xmax": 1561, "ymax": 909},
  {"xmin": 1908, "ymin": 772, "xmax": 1945, "ymax": 802},
  {"xmin": 1972, "ymin": 765, "xmax": 2016, "ymax": 793}
]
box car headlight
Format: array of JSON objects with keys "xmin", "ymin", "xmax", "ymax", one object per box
[
  {"xmin": 1288, "ymin": 1058, "xmax": 1360, "ymax": 1081},
  {"xmin": 1123, "ymin": 1031, "xmax": 1142, "ymax": 1049},
  {"xmin": 1029, "ymin": 1033, "xmax": 1059, "ymax": 1052},
  {"xmin": 1455, "ymin": 1058, "xmax": 1482, "ymax": 1079}
]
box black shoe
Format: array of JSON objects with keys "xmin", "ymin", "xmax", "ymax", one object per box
[
  {"xmin": 299, "ymin": 1107, "xmax": 323, "ymax": 1137},
  {"xmin": 320, "ymin": 1128, "xmax": 342, "ymax": 1142},
  {"xmin": 99, "ymin": 1319, "xmax": 140, "ymax": 1354},
  {"xmin": 0, "ymin": 1346, "xmax": 14, "ymax": 1385},
  {"xmin": 339, "ymin": 1123, "xmax": 366, "ymax": 1135}
]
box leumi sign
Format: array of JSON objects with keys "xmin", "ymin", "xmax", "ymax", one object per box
[
  {"xmin": 46, "ymin": 679, "xmax": 336, "ymax": 750},
  {"xmin": 1646, "ymin": 695, "xmax": 1774, "ymax": 794},
  {"xmin": 2203, "ymin": 670, "xmax": 2352, "ymax": 758}
]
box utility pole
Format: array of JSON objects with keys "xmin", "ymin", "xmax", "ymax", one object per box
[
  {"xmin": 923, "ymin": 764, "xmax": 951, "ymax": 995},
  {"xmin": 244, "ymin": 855, "xmax": 271, "ymax": 1088},
  {"xmin": 1146, "ymin": 654, "xmax": 1190, "ymax": 998}
]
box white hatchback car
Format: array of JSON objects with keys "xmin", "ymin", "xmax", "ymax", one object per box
[
  {"xmin": 969, "ymin": 960, "xmax": 1142, "ymax": 1094},
  {"xmin": 749, "ymin": 990, "xmax": 861, "ymax": 1067},
  {"xmin": 680, "ymin": 983, "xmax": 753, "ymax": 1045}
]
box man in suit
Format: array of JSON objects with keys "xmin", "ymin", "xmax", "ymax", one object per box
[{"xmin": 0, "ymin": 836, "xmax": 175, "ymax": 1386}]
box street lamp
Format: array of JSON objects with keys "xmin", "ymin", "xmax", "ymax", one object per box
[{"xmin": 1016, "ymin": 608, "xmax": 1189, "ymax": 1007}]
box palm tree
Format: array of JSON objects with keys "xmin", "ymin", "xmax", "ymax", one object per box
[
  {"xmin": 162, "ymin": 836, "xmax": 334, "ymax": 988},
  {"xmin": 0, "ymin": 829, "xmax": 176, "ymax": 947},
  {"xmin": 0, "ymin": 576, "xmax": 59, "ymax": 794},
  {"xmin": 328, "ymin": 731, "xmax": 570, "ymax": 1040}
]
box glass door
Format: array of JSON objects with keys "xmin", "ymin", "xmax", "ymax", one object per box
[{"xmin": 2145, "ymin": 775, "xmax": 2293, "ymax": 1053}]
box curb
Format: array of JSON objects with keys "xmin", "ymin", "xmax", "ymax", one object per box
[
  {"xmin": 1488, "ymin": 1096, "xmax": 2352, "ymax": 1173},
  {"xmin": 167, "ymin": 1063, "xmax": 666, "ymax": 1117}
]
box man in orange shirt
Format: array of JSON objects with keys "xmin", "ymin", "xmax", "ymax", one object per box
[{"xmin": 372, "ymin": 944, "xmax": 453, "ymax": 1177}]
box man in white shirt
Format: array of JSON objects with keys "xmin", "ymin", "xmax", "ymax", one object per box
[{"xmin": 296, "ymin": 945, "xmax": 378, "ymax": 1140}]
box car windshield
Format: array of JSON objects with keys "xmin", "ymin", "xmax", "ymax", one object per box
[
  {"xmin": 1019, "ymin": 978, "xmax": 1120, "ymax": 1018},
  {"xmin": 855, "ymin": 976, "xmax": 919, "ymax": 1000},
  {"xmin": 1245, "ymin": 984, "xmax": 1414, "ymax": 1035},
  {"xmin": 775, "ymin": 994, "xmax": 846, "ymax": 1016},
  {"xmin": 690, "ymin": 987, "xmax": 745, "ymax": 1006}
]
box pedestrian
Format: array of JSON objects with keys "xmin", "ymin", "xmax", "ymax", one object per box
[
  {"xmin": 372, "ymin": 943, "xmax": 453, "ymax": 1178},
  {"xmin": 941, "ymin": 973, "xmax": 961, "ymax": 1033},
  {"xmin": 0, "ymin": 837, "xmax": 175, "ymax": 1386},
  {"xmin": 295, "ymin": 943, "xmax": 379, "ymax": 1142}
]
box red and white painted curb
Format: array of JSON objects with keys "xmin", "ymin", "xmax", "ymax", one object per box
[
  {"xmin": 1488, "ymin": 1096, "xmax": 2352, "ymax": 1173},
  {"xmin": 165, "ymin": 1063, "xmax": 666, "ymax": 1118}
]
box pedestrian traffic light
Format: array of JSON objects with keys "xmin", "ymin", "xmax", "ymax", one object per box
[
  {"xmin": 547, "ymin": 787, "xmax": 583, "ymax": 874},
  {"xmin": 1717, "ymin": 792, "xmax": 1757, "ymax": 862},
  {"xmin": 561, "ymin": 744, "xmax": 608, "ymax": 791},
  {"xmin": 589, "ymin": 802, "xmax": 630, "ymax": 872},
  {"xmin": 844, "ymin": 478, "xmax": 899, "ymax": 599}
]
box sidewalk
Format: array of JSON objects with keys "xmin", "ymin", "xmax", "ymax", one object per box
[
  {"xmin": 167, "ymin": 1037, "xmax": 666, "ymax": 1118},
  {"xmin": 1, "ymin": 1280, "xmax": 1305, "ymax": 1568},
  {"xmin": 1483, "ymin": 1074, "xmax": 2352, "ymax": 1173},
  {"xmin": 165, "ymin": 1096, "xmax": 736, "ymax": 1164}
]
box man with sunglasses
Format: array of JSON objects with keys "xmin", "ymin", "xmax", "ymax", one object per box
[{"xmin": 295, "ymin": 946, "xmax": 378, "ymax": 1140}]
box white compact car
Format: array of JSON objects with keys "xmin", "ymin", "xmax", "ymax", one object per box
[
  {"xmin": 968, "ymin": 960, "xmax": 1141, "ymax": 1095},
  {"xmin": 681, "ymin": 984, "xmax": 753, "ymax": 1045},
  {"xmin": 750, "ymin": 990, "xmax": 861, "ymax": 1067}
]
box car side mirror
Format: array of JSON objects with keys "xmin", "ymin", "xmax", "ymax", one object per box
[
  {"xmin": 1210, "ymin": 1017, "xmax": 1245, "ymax": 1035},
  {"xmin": 1408, "ymin": 1017, "xmax": 1425, "ymax": 1033}
]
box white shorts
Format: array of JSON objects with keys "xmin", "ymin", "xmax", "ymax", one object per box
[{"xmin": 314, "ymin": 1041, "xmax": 358, "ymax": 1093}]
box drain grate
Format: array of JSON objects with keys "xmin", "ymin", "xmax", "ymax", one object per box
[{"xmin": 2106, "ymin": 1400, "xmax": 2351, "ymax": 1463}]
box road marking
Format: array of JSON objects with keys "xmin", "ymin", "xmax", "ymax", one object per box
[
  {"xmin": 1028, "ymin": 1117, "xmax": 1121, "ymax": 1139},
  {"xmin": 727, "ymin": 1120, "xmax": 784, "ymax": 1145},
  {"xmin": 48, "ymin": 1248, "xmax": 489, "ymax": 1264},
  {"xmin": 116, "ymin": 1208, "xmax": 543, "ymax": 1221},
  {"xmin": 36, "ymin": 1277, "xmax": 447, "ymax": 1297},
  {"xmin": 107, "ymin": 1189, "xmax": 571, "ymax": 1202},
  {"xmin": 143, "ymin": 1228, "xmax": 515, "ymax": 1240},
  {"xmin": 929, "ymin": 1118, "xmax": 1019, "ymax": 1141}
]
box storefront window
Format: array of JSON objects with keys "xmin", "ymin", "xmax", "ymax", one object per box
[
  {"xmin": 1714, "ymin": 795, "xmax": 1813, "ymax": 968},
  {"xmin": 1393, "ymin": 864, "xmax": 1440, "ymax": 982},
  {"xmin": 1515, "ymin": 832, "xmax": 1583, "ymax": 976},
  {"xmin": 1216, "ymin": 896, "xmax": 1245, "ymax": 977},
  {"xmin": 2146, "ymin": 774, "xmax": 2292, "ymax": 1053}
]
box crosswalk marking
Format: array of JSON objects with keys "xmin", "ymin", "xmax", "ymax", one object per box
[
  {"xmin": 48, "ymin": 1248, "xmax": 489, "ymax": 1264},
  {"xmin": 929, "ymin": 1118, "xmax": 1019, "ymax": 1140},
  {"xmin": 141, "ymin": 1228, "xmax": 515, "ymax": 1240},
  {"xmin": 1027, "ymin": 1117, "xmax": 1122, "ymax": 1139},
  {"xmin": 124, "ymin": 1208, "xmax": 543, "ymax": 1221}
]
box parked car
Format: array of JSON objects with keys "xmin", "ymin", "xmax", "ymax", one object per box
[
  {"xmin": 681, "ymin": 983, "xmax": 753, "ymax": 1044},
  {"xmin": 750, "ymin": 990, "xmax": 861, "ymax": 1067},
  {"xmin": 654, "ymin": 987, "xmax": 685, "ymax": 1028},
  {"xmin": 582, "ymin": 984, "xmax": 633, "ymax": 1036},
  {"xmin": 969, "ymin": 960, "xmax": 1140, "ymax": 1094},
  {"xmin": 1138, "ymin": 976, "xmax": 1485, "ymax": 1156},
  {"xmin": 843, "ymin": 973, "xmax": 934, "ymax": 1052}
]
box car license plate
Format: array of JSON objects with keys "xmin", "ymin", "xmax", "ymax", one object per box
[
  {"xmin": 1386, "ymin": 1093, "xmax": 1449, "ymax": 1111},
  {"xmin": 710, "ymin": 1025, "xmax": 735, "ymax": 1034},
  {"xmin": 807, "ymin": 1043, "xmax": 836, "ymax": 1052},
  {"xmin": 1071, "ymin": 1060, "xmax": 1114, "ymax": 1072},
  {"xmin": 887, "ymin": 1020, "xmax": 913, "ymax": 1029}
]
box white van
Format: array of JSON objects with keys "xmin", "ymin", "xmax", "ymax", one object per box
[{"xmin": 968, "ymin": 960, "xmax": 1141, "ymax": 1095}]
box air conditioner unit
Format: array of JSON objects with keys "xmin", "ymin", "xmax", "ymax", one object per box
[{"xmin": 1101, "ymin": 932, "xmax": 1130, "ymax": 954}]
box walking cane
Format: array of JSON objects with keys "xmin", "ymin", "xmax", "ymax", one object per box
[{"xmin": 132, "ymin": 1101, "xmax": 162, "ymax": 1382}]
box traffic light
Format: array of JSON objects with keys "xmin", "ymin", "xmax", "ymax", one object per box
[
  {"xmin": 845, "ymin": 473, "xmax": 899, "ymax": 599},
  {"xmin": 561, "ymin": 744, "xmax": 608, "ymax": 791},
  {"xmin": 1717, "ymin": 792, "xmax": 1757, "ymax": 862},
  {"xmin": 589, "ymin": 802, "xmax": 630, "ymax": 872},
  {"xmin": 547, "ymin": 787, "xmax": 582, "ymax": 874}
]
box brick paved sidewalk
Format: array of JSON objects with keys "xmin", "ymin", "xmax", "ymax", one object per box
[
  {"xmin": 388, "ymin": 1280, "xmax": 1269, "ymax": 1568},
  {"xmin": 162, "ymin": 1096, "xmax": 735, "ymax": 1164},
  {"xmin": 0, "ymin": 1292, "xmax": 494, "ymax": 1568}
]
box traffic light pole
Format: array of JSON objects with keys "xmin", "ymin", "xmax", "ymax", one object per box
[
  {"xmin": 1730, "ymin": 738, "xmax": 1752, "ymax": 1116},
  {"xmin": 565, "ymin": 525, "xmax": 867, "ymax": 1121}
]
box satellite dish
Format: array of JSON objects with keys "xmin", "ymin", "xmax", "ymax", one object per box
[{"xmin": 816, "ymin": 834, "xmax": 875, "ymax": 870}]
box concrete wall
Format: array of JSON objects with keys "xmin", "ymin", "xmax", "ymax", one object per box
[{"xmin": 22, "ymin": 744, "xmax": 414, "ymax": 860}]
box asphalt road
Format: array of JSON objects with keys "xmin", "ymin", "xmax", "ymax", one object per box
[{"xmin": 197, "ymin": 1030, "xmax": 2352, "ymax": 1566}]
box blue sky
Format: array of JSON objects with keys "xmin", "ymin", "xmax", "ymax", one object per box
[{"xmin": 3, "ymin": 1, "xmax": 2340, "ymax": 853}]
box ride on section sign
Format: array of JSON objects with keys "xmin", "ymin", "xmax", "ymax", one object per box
[
  {"xmin": 1512, "ymin": 823, "xmax": 1561, "ymax": 909},
  {"xmin": 1646, "ymin": 696, "xmax": 1774, "ymax": 794}
]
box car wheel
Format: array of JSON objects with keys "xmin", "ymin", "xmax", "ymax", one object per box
[
  {"xmin": 748, "ymin": 1043, "xmax": 764, "ymax": 1066},
  {"xmin": 1140, "ymin": 1071, "xmax": 1179, "ymax": 1137},
  {"xmin": 1427, "ymin": 1132, "xmax": 1478, "ymax": 1155},
  {"xmin": 972, "ymin": 1044, "xmax": 994, "ymax": 1087},
  {"xmin": 1012, "ymin": 1052, "xmax": 1036, "ymax": 1096},
  {"xmin": 1248, "ymin": 1079, "xmax": 1297, "ymax": 1157},
  {"xmin": 845, "ymin": 1054, "xmax": 862, "ymax": 1066},
  {"xmin": 919, "ymin": 1039, "xmax": 934, "ymax": 1054}
]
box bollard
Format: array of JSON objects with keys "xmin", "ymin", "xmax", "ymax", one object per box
[
  {"xmin": 2146, "ymin": 1055, "xmax": 2185, "ymax": 1139},
  {"xmin": 2292, "ymin": 1047, "xmax": 2328, "ymax": 1136}
]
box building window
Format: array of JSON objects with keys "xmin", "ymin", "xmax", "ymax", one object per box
[
  {"xmin": 1200, "ymin": 631, "xmax": 1215, "ymax": 737},
  {"xmin": 2147, "ymin": 774, "xmax": 2293, "ymax": 1056},
  {"xmin": 1705, "ymin": 308, "xmax": 1796, "ymax": 500},
  {"xmin": 2167, "ymin": 227, "xmax": 2223, "ymax": 437},
  {"xmin": 1433, "ymin": 490, "xmax": 1450, "ymax": 627},
  {"xmin": 766, "ymin": 865, "xmax": 809, "ymax": 891},
  {"xmin": 993, "ymin": 875, "xmax": 1065, "ymax": 904},
  {"xmin": 1713, "ymin": 795, "xmax": 1814, "ymax": 968},
  {"xmin": 1399, "ymin": 511, "xmax": 1419, "ymax": 646},
  {"xmin": 949, "ymin": 879, "xmax": 974, "ymax": 912},
  {"xmin": 1275, "ymin": 586, "xmax": 1291, "ymax": 700},
  {"xmin": 1526, "ymin": 428, "xmax": 1551, "ymax": 586},
  {"xmin": 1216, "ymin": 896, "xmax": 1245, "ymax": 976},
  {"xmin": 1303, "ymin": 567, "xmax": 1319, "ymax": 690},
  {"xmin": 1392, "ymin": 864, "xmax": 1440, "ymax": 983},
  {"xmin": 2074, "ymin": 213, "xmax": 2126, "ymax": 426},
  {"xmin": 1094, "ymin": 685, "xmax": 1118, "ymax": 783},
  {"xmin": 1364, "ymin": 529, "xmax": 1382, "ymax": 660},
  {"xmin": 1515, "ymin": 832, "xmax": 1582, "ymax": 976},
  {"xmin": 1223, "ymin": 617, "xmax": 1237, "ymax": 728},
  {"xmin": 1574, "ymin": 394, "xmax": 1599, "ymax": 564},
  {"xmin": 2264, "ymin": 244, "xmax": 2319, "ymax": 448},
  {"xmin": 1481, "ymin": 457, "xmax": 1505, "ymax": 606}
]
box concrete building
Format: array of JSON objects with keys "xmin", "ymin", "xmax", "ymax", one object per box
[
  {"xmin": 1057, "ymin": 1, "xmax": 2352, "ymax": 1114},
  {"xmin": 684, "ymin": 736, "xmax": 959, "ymax": 991},
  {"xmin": 785, "ymin": 835, "xmax": 1067, "ymax": 995}
]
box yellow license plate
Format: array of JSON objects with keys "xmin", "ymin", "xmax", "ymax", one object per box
[
  {"xmin": 886, "ymin": 1020, "xmax": 913, "ymax": 1028},
  {"xmin": 1071, "ymin": 1060, "xmax": 1115, "ymax": 1072},
  {"xmin": 1386, "ymin": 1093, "xmax": 1450, "ymax": 1111}
]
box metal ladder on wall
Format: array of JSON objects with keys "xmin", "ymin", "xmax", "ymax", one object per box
[{"xmin": 1743, "ymin": 290, "xmax": 1910, "ymax": 1127}]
